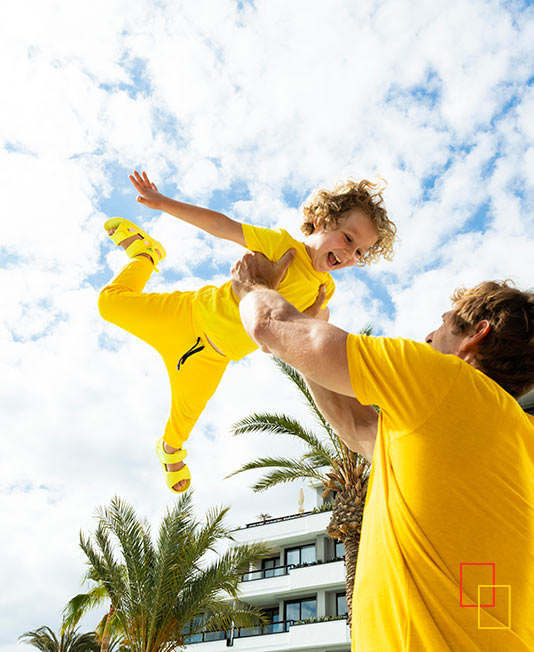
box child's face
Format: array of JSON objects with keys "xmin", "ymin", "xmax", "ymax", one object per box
[{"xmin": 304, "ymin": 207, "xmax": 379, "ymax": 273}]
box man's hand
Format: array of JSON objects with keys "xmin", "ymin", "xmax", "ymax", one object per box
[
  {"xmin": 231, "ymin": 249, "xmax": 296, "ymax": 301},
  {"xmin": 129, "ymin": 170, "xmax": 166, "ymax": 210}
]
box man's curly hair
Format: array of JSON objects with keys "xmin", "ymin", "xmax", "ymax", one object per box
[
  {"xmin": 300, "ymin": 178, "xmax": 397, "ymax": 266},
  {"xmin": 450, "ymin": 281, "xmax": 534, "ymax": 398}
]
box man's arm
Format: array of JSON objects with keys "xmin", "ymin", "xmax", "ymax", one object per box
[
  {"xmin": 129, "ymin": 170, "xmax": 246, "ymax": 246},
  {"xmin": 304, "ymin": 376, "xmax": 378, "ymax": 460},
  {"xmin": 231, "ymin": 251, "xmax": 378, "ymax": 457}
]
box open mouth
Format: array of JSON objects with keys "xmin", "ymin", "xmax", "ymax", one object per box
[{"xmin": 328, "ymin": 251, "xmax": 341, "ymax": 267}]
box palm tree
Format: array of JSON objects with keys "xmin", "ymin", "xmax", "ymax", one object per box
[
  {"xmin": 68, "ymin": 494, "xmax": 269, "ymax": 651},
  {"xmin": 19, "ymin": 626, "xmax": 99, "ymax": 652},
  {"xmin": 227, "ymin": 356, "xmax": 372, "ymax": 627},
  {"xmin": 62, "ymin": 582, "xmax": 122, "ymax": 652}
]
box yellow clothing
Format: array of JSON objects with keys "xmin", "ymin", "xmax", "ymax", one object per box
[
  {"xmin": 98, "ymin": 224, "xmax": 335, "ymax": 448},
  {"xmin": 193, "ymin": 223, "xmax": 335, "ymax": 361},
  {"xmin": 347, "ymin": 335, "xmax": 534, "ymax": 652},
  {"xmin": 98, "ymin": 257, "xmax": 230, "ymax": 448}
]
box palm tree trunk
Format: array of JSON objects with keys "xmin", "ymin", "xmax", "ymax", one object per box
[
  {"xmin": 100, "ymin": 603, "xmax": 115, "ymax": 652},
  {"xmin": 342, "ymin": 531, "xmax": 360, "ymax": 628},
  {"xmin": 326, "ymin": 478, "xmax": 368, "ymax": 630}
]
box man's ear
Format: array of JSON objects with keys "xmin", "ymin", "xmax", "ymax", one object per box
[{"xmin": 460, "ymin": 320, "xmax": 491, "ymax": 356}]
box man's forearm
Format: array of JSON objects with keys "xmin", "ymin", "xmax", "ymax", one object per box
[{"xmin": 305, "ymin": 376, "xmax": 378, "ymax": 460}]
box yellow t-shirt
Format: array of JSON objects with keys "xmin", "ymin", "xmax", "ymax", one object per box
[
  {"xmin": 347, "ymin": 334, "xmax": 534, "ymax": 652},
  {"xmin": 191, "ymin": 224, "xmax": 335, "ymax": 361}
]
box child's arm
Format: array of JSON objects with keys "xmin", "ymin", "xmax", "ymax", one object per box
[{"xmin": 129, "ymin": 170, "xmax": 246, "ymax": 246}]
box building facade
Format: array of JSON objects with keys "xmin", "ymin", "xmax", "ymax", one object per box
[{"xmin": 185, "ymin": 495, "xmax": 351, "ymax": 652}]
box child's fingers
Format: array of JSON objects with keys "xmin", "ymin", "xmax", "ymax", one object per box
[
  {"xmin": 275, "ymin": 248, "xmax": 296, "ymax": 271},
  {"xmin": 303, "ymin": 284, "xmax": 327, "ymax": 318},
  {"xmin": 129, "ymin": 174, "xmax": 145, "ymax": 194}
]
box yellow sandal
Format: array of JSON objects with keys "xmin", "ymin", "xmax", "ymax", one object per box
[
  {"xmin": 155, "ymin": 438, "xmax": 191, "ymax": 493},
  {"xmin": 104, "ymin": 217, "xmax": 166, "ymax": 272}
]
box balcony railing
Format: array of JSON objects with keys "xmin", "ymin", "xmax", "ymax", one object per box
[
  {"xmin": 185, "ymin": 616, "xmax": 350, "ymax": 645},
  {"xmin": 184, "ymin": 630, "xmax": 227, "ymax": 644},
  {"xmin": 241, "ymin": 504, "xmax": 333, "ymax": 529},
  {"xmin": 233, "ymin": 619, "xmax": 294, "ymax": 638},
  {"xmin": 185, "ymin": 620, "xmax": 295, "ymax": 645},
  {"xmin": 241, "ymin": 557, "xmax": 345, "ymax": 583},
  {"xmin": 241, "ymin": 563, "xmax": 295, "ymax": 582}
]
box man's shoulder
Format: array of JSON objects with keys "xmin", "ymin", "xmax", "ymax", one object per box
[{"xmin": 350, "ymin": 334, "xmax": 456, "ymax": 360}]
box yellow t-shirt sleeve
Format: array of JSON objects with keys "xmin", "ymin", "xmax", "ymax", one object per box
[
  {"xmin": 346, "ymin": 334, "xmax": 462, "ymax": 433},
  {"xmin": 242, "ymin": 223, "xmax": 288, "ymax": 260}
]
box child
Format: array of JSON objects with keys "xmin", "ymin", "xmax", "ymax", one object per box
[{"xmin": 99, "ymin": 170, "xmax": 396, "ymax": 492}]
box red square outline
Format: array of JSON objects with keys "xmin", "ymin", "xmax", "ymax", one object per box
[{"xmin": 460, "ymin": 563, "xmax": 496, "ymax": 607}]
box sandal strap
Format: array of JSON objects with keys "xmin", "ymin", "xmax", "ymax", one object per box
[
  {"xmin": 156, "ymin": 438, "xmax": 191, "ymax": 492},
  {"xmin": 156, "ymin": 438, "xmax": 187, "ymax": 464},
  {"xmin": 104, "ymin": 217, "xmax": 166, "ymax": 272},
  {"xmin": 123, "ymin": 238, "xmax": 161, "ymax": 267},
  {"xmin": 165, "ymin": 466, "xmax": 191, "ymax": 492}
]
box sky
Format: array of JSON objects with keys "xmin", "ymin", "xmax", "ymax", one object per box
[{"xmin": 1, "ymin": 0, "xmax": 533, "ymax": 646}]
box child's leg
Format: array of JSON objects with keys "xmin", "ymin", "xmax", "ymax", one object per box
[
  {"xmin": 99, "ymin": 253, "xmax": 229, "ymax": 492},
  {"xmin": 162, "ymin": 341, "xmax": 230, "ymax": 449},
  {"xmin": 98, "ymin": 256, "xmax": 194, "ymax": 356},
  {"xmin": 155, "ymin": 337, "xmax": 229, "ymax": 492}
]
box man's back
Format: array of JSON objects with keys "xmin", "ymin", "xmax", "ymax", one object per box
[{"xmin": 347, "ymin": 335, "xmax": 534, "ymax": 651}]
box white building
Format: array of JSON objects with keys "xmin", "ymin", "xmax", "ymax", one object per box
[{"xmin": 185, "ymin": 490, "xmax": 351, "ymax": 652}]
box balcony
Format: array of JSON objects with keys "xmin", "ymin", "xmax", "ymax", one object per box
[
  {"xmin": 238, "ymin": 559, "xmax": 345, "ymax": 604},
  {"xmin": 185, "ymin": 617, "xmax": 350, "ymax": 651},
  {"xmin": 241, "ymin": 563, "xmax": 293, "ymax": 582},
  {"xmin": 231, "ymin": 510, "xmax": 332, "ymax": 548}
]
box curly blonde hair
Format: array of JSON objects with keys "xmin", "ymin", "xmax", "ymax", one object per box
[{"xmin": 301, "ymin": 178, "xmax": 397, "ymax": 266}]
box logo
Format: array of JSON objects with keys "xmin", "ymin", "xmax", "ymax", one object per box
[{"xmin": 459, "ymin": 563, "xmax": 511, "ymax": 629}]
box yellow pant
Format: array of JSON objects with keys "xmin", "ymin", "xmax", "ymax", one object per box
[{"xmin": 98, "ymin": 257, "xmax": 230, "ymax": 448}]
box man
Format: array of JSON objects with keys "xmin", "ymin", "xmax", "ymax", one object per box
[{"xmin": 230, "ymin": 249, "xmax": 534, "ymax": 652}]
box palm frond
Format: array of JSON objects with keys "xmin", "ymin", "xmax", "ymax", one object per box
[
  {"xmin": 19, "ymin": 627, "xmax": 59, "ymax": 652},
  {"xmin": 99, "ymin": 497, "xmax": 152, "ymax": 614},
  {"xmin": 19, "ymin": 626, "xmax": 99, "ymax": 652},
  {"xmin": 147, "ymin": 494, "xmax": 199, "ymax": 645},
  {"xmin": 250, "ymin": 465, "xmax": 326, "ymax": 492},
  {"xmin": 227, "ymin": 455, "xmax": 318, "ymax": 479},
  {"xmin": 231, "ymin": 412, "xmax": 337, "ymax": 460},
  {"xmin": 61, "ymin": 585, "xmax": 108, "ymax": 631}
]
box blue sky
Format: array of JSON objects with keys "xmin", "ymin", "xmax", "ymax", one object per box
[{"xmin": 1, "ymin": 0, "xmax": 534, "ymax": 646}]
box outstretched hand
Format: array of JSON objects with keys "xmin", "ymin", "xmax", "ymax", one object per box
[
  {"xmin": 231, "ymin": 249, "xmax": 296, "ymax": 301},
  {"xmin": 129, "ymin": 170, "xmax": 165, "ymax": 210}
]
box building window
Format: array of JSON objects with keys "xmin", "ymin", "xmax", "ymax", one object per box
[
  {"xmin": 285, "ymin": 543, "xmax": 316, "ymax": 566},
  {"xmin": 262, "ymin": 556, "xmax": 280, "ymax": 578},
  {"xmin": 335, "ymin": 540, "xmax": 345, "ymax": 559},
  {"xmin": 238, "ymin": 606, "xmax": 282, "ymax": 637},
  {"xmin": 336, "ymin": 592, "xmax": 348, "ymax": 616},
  {"xmin": 262, "ymin": 607, "xmax": 282, "ymax": 632},
  {"xmin": 284, "ymin": 597, "xmax": 317, "ymax": 622}
]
